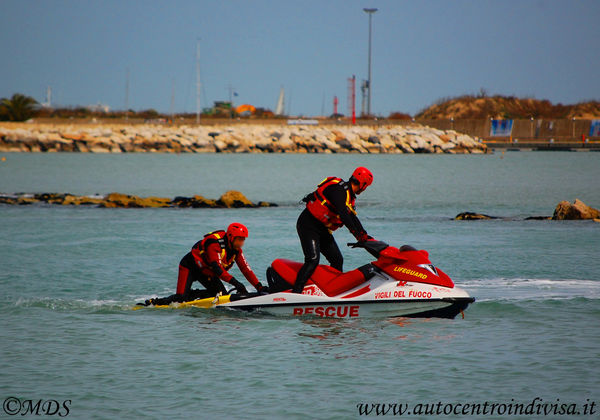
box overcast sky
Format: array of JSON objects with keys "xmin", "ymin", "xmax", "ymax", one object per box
[{"xmin": 1, "ymin": 0, "xmax": 598, "ymax": 116}]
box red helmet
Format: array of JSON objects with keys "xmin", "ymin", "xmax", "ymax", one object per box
[
  {"xmin": 350, "ymin": 167, "xmax": 373, "ymax": 192},
  {"xmin": 226, "ymin": 223, "xmax": 249, "ymax": 242}
]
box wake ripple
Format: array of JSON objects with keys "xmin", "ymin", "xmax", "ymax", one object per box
[{"xmin": 460, "ymin": 277, "xmax": 599, "ymax": 302}]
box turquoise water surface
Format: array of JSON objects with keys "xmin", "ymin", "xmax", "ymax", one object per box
[{"xmin": 1, "ymin": 152, "xmax": 598, "ymax": 419}]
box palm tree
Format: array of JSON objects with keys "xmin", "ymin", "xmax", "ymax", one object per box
[{"xmin": 0, "ymin": 93, "xmax": 39, "ymax": 121}]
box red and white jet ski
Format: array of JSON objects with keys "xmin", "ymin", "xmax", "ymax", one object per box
[{"xmin": 222, "ymin": 240, "xmax": 475, "ymax": 319}]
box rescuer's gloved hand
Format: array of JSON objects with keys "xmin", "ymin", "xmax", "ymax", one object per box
[
  {"xmin": 355, "ymin": 231, "xmax": 370, "ymax": 242},
  {"xmin": 255, "ymin": 282, "xmax": 269, "ymax": 294},
  {"xmin": 229, "ymin": 278, "xmax": 248, "ymax": 295}
]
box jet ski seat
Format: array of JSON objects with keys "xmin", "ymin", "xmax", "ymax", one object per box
[{"xmin": 268, "ymin": 259, "xmax": 368, "ymax": 297}]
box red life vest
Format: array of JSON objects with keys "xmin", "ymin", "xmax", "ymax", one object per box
[
  {"xmin": 305, "ymin": 177, "xmax": 356, "ymax": 230},
  {"xmin": 196, "ymin": 230, "xmax": 236, "ymax": 270}
]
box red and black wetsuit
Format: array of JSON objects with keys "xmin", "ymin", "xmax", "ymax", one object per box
[
  {"xmin": 176, "ymin": 230, "xmax": 260, "ymax": 299},
  {"xmin": 293, "ymin": 177, "xmax": 368, "ymax": 293},
  {"xmin": 149, "ymin": 231, "xmax": 260, "ymax": 305}
]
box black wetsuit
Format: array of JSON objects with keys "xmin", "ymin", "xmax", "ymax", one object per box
[{"xmin": 293, "ymin": 182, "xmax": 367, "ymax": 293}]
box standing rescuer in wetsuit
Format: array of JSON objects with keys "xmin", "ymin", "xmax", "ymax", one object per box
[
  {"xmin": 144, "ymin": 223, "xmax": 267, "ymax": 306},
  {"xmin": 293, "ymin": 167, "xmax": 374, "ymax": 294}
]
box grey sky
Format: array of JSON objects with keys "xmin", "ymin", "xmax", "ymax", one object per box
[{"xmin": 1, "ymin": 0, "xmax": 598, "ymax": 116}]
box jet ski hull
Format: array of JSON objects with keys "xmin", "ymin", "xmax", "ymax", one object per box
[
  {"xmin": 223, "ymin": 295, "xmax": 475, "ymax": 319},
  {"xmin": 134, "ymin": 293, "xmax": 474, "ymax": 319}
]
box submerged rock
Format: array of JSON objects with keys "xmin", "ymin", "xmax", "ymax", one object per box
[
  {"xmin": 34, "ymin": 193, "xmax": 67, "ymax": 203},
  {"xmin": 0, "ymin": 195, "xmax": 17, "ymax": 205},
  {"xmin": 171, "ymin": 195, "xmax": 217, "ymax": 208},
  {"xmin": 454, "ymin": 212, "xmax": 498, "ymax": 220},
  {"xmin": 17, "ymin": 196, "xmax": 39, "ymax": 205},
  {"xmin": 553, "ymin": 199, "xmax": 600, "ymax": 220},
  {"xmin": 62, "ymin": 194, "xmax": 105, "ymax": 206},
  {"xmin": 217, "ymin": 190, "xmax": 255, "ymax": 208},
  {"xmin": 257, "ymin": 201, "xmax": 278, "ymax": 207},
  {"xmin": 99, "ymin": 193, "xmax": 170, "ymax": 208},
  {"xmin": 0, "ymin": 191, "xmax": 276, "ymax": 209}
]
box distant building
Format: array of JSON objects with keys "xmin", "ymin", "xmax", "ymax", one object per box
[
  {"xmin": 202, "ymin": 101, "xmax": 234, "ymax": 116},
  {"xmin": 86, "ymin": 103, "xmax": 111, "ymax": 113}
]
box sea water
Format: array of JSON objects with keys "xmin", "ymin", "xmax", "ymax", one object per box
[{"xmin": 0, "ymin": 152, "xmax": 598, "ymax": 419}]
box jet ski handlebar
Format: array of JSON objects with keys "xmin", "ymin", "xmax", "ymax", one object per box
[{"xmin": 347, "ymin": 240, "xmax": 390, "ymax": 258}]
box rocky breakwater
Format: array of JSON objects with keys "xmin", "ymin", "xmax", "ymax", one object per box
[
  {"xmin": 0, "ymin": 123, "xmax": 487, "ymax": 154},
  {"xmin": 552, "ymin": 199, "xmax": 600, "ymax": 221},
  {"xmin": 454, "ymin": 199, "xmax": 600, "ymax": 222},
  {"xmin": 0, "ymin": 190, "xmax": 277, "ymax": 209}
]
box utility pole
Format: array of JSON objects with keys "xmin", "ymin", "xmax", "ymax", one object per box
[
  {"xmin": 170, "ymin": 77, "xmax": 175, "ymax": 122},
  {"xmin": 227, "ymin": 84, "xmax": 236, "ymax": 118},
  {"xmin": 196, "ymin": 39, "xmax": 201, "ymax": 124},
  {"xmin": 348, "ymin": 75, "xmax": 356, "ymax": 125},
  {"xmin": 363, "ymin": 8, "xmax": 377, "ymax": 117},
  {"xmin": 125, "ymin": 68, "xmax": 130, "ymax": 120},
  {"xmin": 360, "ymin": 80, "xmax": 368, "ymax": 117}
]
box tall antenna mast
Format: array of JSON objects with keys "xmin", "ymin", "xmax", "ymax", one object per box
[
  {"xmin": 196, "ymin": 39, "xmax": 201, "ymax": 124},
  {"xmin": 125, "ymin": 68, "xmax": 130, "ymax": 119},
  {"xmin": 228, "ymin": 84, "xmax": 236, "ymax": 118},
  {"xmin": 348, "ymin": 75, "xmax": 356, "ymax": 125},
  {"xmin": 360, "ymin": 80, "xmax": 367, "ymax": 117},
  {"xmin": 363, "ymin": 8, "xmax": 378, "ymax": 116},
  {"xmin": 170, "ymin": 77, "xmax": 175, "ymax": 122}
]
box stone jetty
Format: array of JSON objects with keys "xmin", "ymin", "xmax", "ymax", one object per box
[
  {"xmin": 455, "ymin": 199, "xmax": 600, "ymax": 221},
  {"xmin": 0, "ymin": 190, "xmax": 277, "ymax": 209},
  {"xmin": 0, "ymin": 123, "xmax": 487, "ymax": 154}
]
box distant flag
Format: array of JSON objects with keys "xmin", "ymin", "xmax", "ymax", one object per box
[
  {"xmin": 590, "ymin": 120, "xmax": 600, "ymax": 137},
  {"xmin": 490, "ymin": 119, "xmax": 514, "ymax": 137},
  {"xmin": 233, "ymin": 92, "xmax": 239, "ymax": 97}
]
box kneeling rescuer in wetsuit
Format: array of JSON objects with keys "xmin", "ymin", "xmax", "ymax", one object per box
[{"xmin": 144, "ymin": 223, "xmax": 266, "ymax": 306}]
